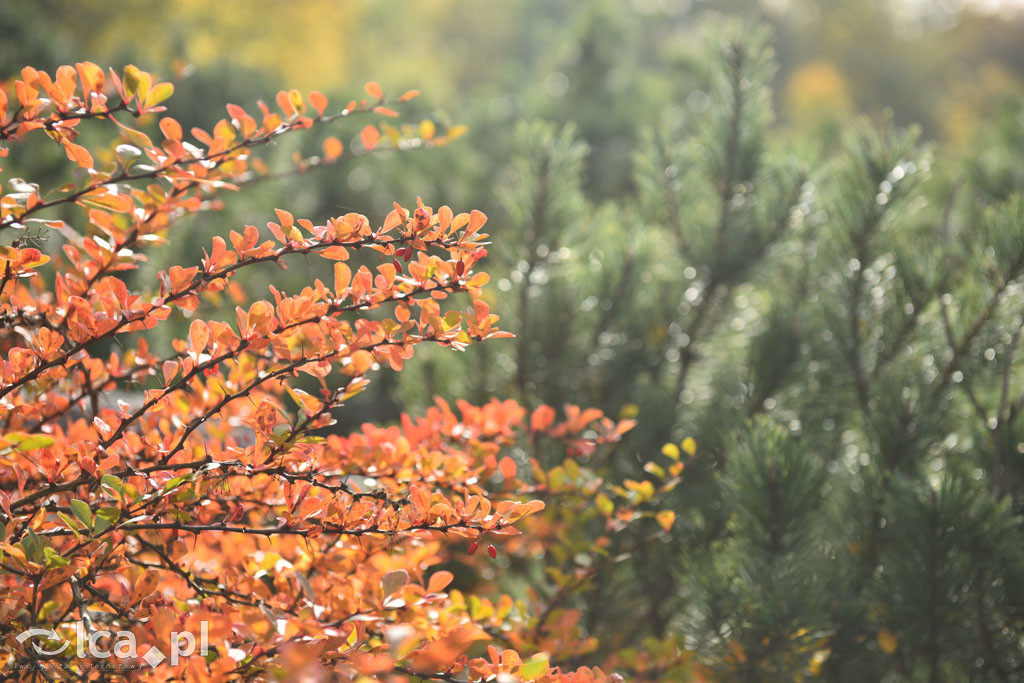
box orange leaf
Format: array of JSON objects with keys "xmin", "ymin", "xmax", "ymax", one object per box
[
  {"xmin": 162, "ymin": 360, "xmax": 179, "ymax": 385},
  {"xmin": 427, "ymin": 571, "xmax": 454, "ymax": 593},
  {"xmin": 498, "ymin": 456, "xmax": 517, "ymax": 480},
  {"xmin": 364, "ymin": 81, "xmax": 383, "ymax": 99},
  {"xmin": 64, "ymin": 142, "xmax": 93, "ymax": 169},
  {"xmin": 334, "ymin": 262, "xmax": 352, "ymax": 292},
  {"xmin": 274, "ymin": 208, "xmax": 294, "ymax": 230},
  {"xmin": 349, "ymin": 349, "xmax": 374, "ymax": 375},
  {"xmin": 189, "ymin": 319, "xmax": 209, "ymax": 355},
  {"xmin": 76, "ymin": 61, "xmax": 104, "ymax": 95},
  {"xmin": 531, "ymin": 405, "xmax": 556, "ymax": 432},
  {"xmin": 159, "ymin": 117, "xmax": 182, "ymax": 141},
  {"xmin": 656, "ymin": 510, "xmax": 676, "ymax": 532},
  {"xmin": 323, "ymin": 136, "xmax": 343, "ymax": 161},
  {"xmin": 130, "ymin": 569, "xmax": 161, "ymax": 605},
  {"xmin": 250, "ymin": 400, "xmax": 280, "ymax": 435},
  {"xmin": 360, "ymin": 125, "xmax": 380, "ymax": 151},
  {"xmin": 468, "ymin": 209, "xmax": 487, "ymax": 233},
  {"xmin": 286, "ymin": 386, "xmax": 324, "ymax": 417},
  {"xmin": 321, "ymin": 245, "xmax": 349, "ymax": 260},
  {"xmin": 309, "ymin": 90, "xmax": 328, "ymax": 117},
  {"xmin": 276, "ymin": 90, "xmax": 294, "ymax": 117}
]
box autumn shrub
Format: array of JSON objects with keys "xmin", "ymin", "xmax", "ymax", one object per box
[{"xmin": 0, "ymin": 65, "xmax": 690, "ymax": 681}]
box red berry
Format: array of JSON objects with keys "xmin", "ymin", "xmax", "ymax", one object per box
[
  {"xmin": 487, "ymin": 544, "xmax": 497, "ymax": 559},
  {"xmin": 467, "ymin": 541, "xmax": 479, "ymax": 555},
  {"xmin": 456, "ymin": 260, "xmax": 466, "ymax": 277}
]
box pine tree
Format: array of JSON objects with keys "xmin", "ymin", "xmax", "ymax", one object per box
[{"xmin": 398, "ymin": 16, "xmax": 1024, "ymax": 681}]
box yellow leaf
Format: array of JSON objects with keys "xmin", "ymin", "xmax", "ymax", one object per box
[
  {"xmin": 877, "ymin": 629, "xmax": 898, "ymax": 654},
  {"xmin": 144, "ymin": 82, "xmax": 174, "ymax": 108},
  {"xmin": 446, "ymin": 124, "xmax": 469, "ymax": 141},
  {"xmin": 419, "ymin": 119, "xmax": 436, "ymax": 140},
  {"xmin": 681, "ymin": 436, "xmax": 697, "ymax": 456},
  {"xmin": 130, "ymin": 569, "xmax": 161, "ymax": 605},
  {"xmin": 656, "ymin": 510, "xmax": 676, "ymax": 532},
  {"xmin": 661, "ymin": 443, "xmax": 680, "ymax": 460},
  {"xmin": 808, "ymin": 648, "xmax": 831, "ymax": 676}
]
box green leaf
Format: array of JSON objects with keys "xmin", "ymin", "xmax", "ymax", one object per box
[
  {"xmin": 101, "ymin": 474, "xmax": 124, "ymax": 496},
  {"xmin": 119, "ymin": 125, "xmax": 154, "ymax": 150},
  {"xmin": 56, "ymin": 512, "xmax": 83, "ymax": 541},
  {"xmin": 547, "ymin": 466, "xmax": 566, "ymax": 489},
  {"xmin": 163, "ymin": 475, "xmax": 189, "ymax": 493},
  {"xmin": 13, "ymin": 434, "xmax": 55, "ymax": 451},
  {"xmin": 70, "ymin": 499, "xmax": 93, "ymax": 531},
  {"xmin": 43, "ymin": 547, "xmax": 70, "ymax": 568},
  {"xmin": 442, "ymin": 311, "xmax": 462, "ymax": 331},
  {"xmin": 173, "ymin": 488, "xmax": 198, "ymax": 503},
  {"xmin": 165, "ymin": 509, "xmax": 193, "ymax": 523},
  {"xmin": 22, "ymin": 529, "xmax": 45, "ymax": 563},
  {"xmin": 564, "ymin": 458, "xmax": 581, "ymax": 482},
  {"xmin": 122, "ymin": 65, "xmax": 140, "ymax": 98},
  {"xmin": 93, "ymin": 508, "xmax": 121, "ymax": 534},
  {"xmin": 122, "ymin": 482, "xmax": 142, "ymax": 503},
  {"xmin": 518, "ymin": 657, "xmax": 550, "ymax": 681}
]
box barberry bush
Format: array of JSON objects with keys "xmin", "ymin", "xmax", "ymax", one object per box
[{"xmin": 0, "ymin": 66, "xmax": 688, "ymax": 680}]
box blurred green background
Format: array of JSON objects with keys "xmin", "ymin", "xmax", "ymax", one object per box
[{"xmin": 5, "ymin": 0, "xmax": 1023, "ymax": 208}]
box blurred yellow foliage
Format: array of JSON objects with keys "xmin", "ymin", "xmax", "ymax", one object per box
[
  {"xmin": 783, "ymin": 61, "xmax": 854, "ymax": 127},
  {"xmin": 940, "ymin": 61, "xmax": 1022, "ymax": 147},
  {"xmin": 77, "ymin": 0, "xmax": 365, "ymax": 90},
  {"xmin": 877, "ymin": 629, "xmax": 899, "ymax": 654},
  {"xmin": 61, "ymin": 0, "xmax": 524, "ymax": 106}
]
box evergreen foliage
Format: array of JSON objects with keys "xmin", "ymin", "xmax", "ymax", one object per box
[{"xmin": 399, "ymin": 18, "xmax": 1024, "ymax": 681}]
